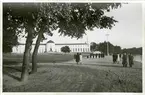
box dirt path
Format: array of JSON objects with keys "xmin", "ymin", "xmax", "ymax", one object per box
[{"xmin": 3, "ymin": 56, "xmax": 142, "ymax": 92}]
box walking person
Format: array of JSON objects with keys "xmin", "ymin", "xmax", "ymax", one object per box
[
  {"xmin": 92, "ymin": 53, "xmax": 95, "ymax": 58},
  {"xmin": 115, "ymin": 54, "xmax": 118, "ymax": 63},
  {"xmin": 103, "ymin": 53, "xmax": 105, "ymax": 58},
  {"xmin": 79, "ymin": 53, "xmax": 83, "ymax": 64},
  {"xmin": 100, "ymin": 53, "xmax": 102, "ymax": 58},
  {"xmin": 90, "ymin": 53, "xmax": 92, "ymax": 58},
  {"xmin": 95, "ymin": 54, "xmax": 97, "ymax": 58},
  {"xmin": 101, "ymin": 53, "xmax": 104, "ymax": 58},
  {"xmin": 87, "ymin": 55, "xmax": 89, "ymax": 58},
  {"xmin": 119, "ymin": 53, "xmax": 122, "ymax": 59},
  {"xmin": 122, "ymin": 53, "xmax": 127, "ymax": 67},
  {"xmin": 119, "ymin": 53, "xmax": 122, "ymax": 61},
  {"xmin": 112, "ymin": 53, "xmax": 116, "ymax": 64},
  {"xmin": 117, "ymin": 54, "xmax": 120, "ymax": 64},
  {"xmin": 99, "ymin": 54, "xmax": 101, "ymax": 58},
  {"xmin": 128, "ymin": 53, "xmax": 134, "ymax": 67},
  {"xmin": 75, "ymin": 53, "xmax": 80, "ymax": 65}
]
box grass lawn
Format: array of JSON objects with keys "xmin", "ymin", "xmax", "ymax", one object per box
[
  {"xmin": 3, "ymin": 54, "xmax": 142, "ymax": 92},
  {"xmin": 3, "ymin": 53, "xmax": 74, "ymax": 65}
]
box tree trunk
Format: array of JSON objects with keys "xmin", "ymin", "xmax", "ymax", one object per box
[
  {"xmin": 31, "ymin": 32, "xmax": 43, "ymax": 74},
  {"xmin": 21, "ymin": 27, "xmax": 33, "ymax": 82}
]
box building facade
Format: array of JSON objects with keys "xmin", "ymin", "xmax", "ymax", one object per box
[{"xmin": 12, "ymin": 40, "xmax": 90, "ymax": 53}]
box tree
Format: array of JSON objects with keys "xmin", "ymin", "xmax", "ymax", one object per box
[
  {"xmin": 32, "ymin": 3, "xmax": 121, "ymax": 74},
  {"xmin": 97, "ymin": 41, "xmax": 122, "ymax": 55},
  {"xmin": 114, "ymin": 45, "xmax": 121, "ymax": 53},
  {"xmin": 3, "ymin": 5, "xmax": 19, "ymax": 53},
  {"xmin": 61, "ymin": 46, "xmax": 71, "ymax": 53},
  {"xmin": 122, "ymin": 47, "xmax": 142, "ymax": 55},
  {"xmin": 3, "ymin": 3, "xmax": 42, "ymax": 81},
  {"xmin": 97, "ymin": 42, "xmax": 107, "ymax": 54},
  {"xmin": 97, "ymin": 41, "xmax": 114, "ymax": 55},
  {"xmin": 3, "ymin": 3, "xmax": 121, "ymax": 81},
  {"xmin": 90, "ymin": 42, "xmax": 98, "ymax": 52}
]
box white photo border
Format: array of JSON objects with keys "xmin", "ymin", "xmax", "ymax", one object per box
[{"xmin": 0, "ymin": 0, "xmax": 144, "ymax": 95}]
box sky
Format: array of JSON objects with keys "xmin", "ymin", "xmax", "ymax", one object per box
[{"xmin": 18, "ymin": 3, "xmax": 142, "ymax": 49}]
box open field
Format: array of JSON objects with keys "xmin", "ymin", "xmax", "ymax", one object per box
[
  {"xmin": 3, "ymin": 53, "xmax": 74, "ymax": 65},
  {"xmin": 3, "ymin": 54, "xmax": 142, "ymax": 92}
]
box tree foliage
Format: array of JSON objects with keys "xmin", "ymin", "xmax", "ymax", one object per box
[
  {"xmin": 122, "ymin": 47, "xmax": 142, "ymax": 55},
  {"xmin": 57, "ymin": 3, "xmax": 120, "ymax": 38},
  {"xmin": 114, "ymin": 45, "xmax": 121, "ymax": 53},
  {"xmin": 3, "ymin": 3, "xmax": 121, "ymax": 49},
  {"xmin": 97, "ymin": 41, "xmax": 121, "ymax": 55},
  {"xmin": 61, "ymin": 46, "xmax": 71, "ymax": 53},
  {"xmin": 3, "ymin": 3, "xmax": 121, "ymax": 81},
  {"xmin": 3, "ymin": 3, "xmax": 121, "ymax": 45},
  {"xmin": 3, "ymin": 5, "xmax": 20, "ymax": 53},
  {"xmin": 90, "ymin": 42, "xmax": 98, "ymax": 52},
  {"xmin": 92, "ymin": 41, "xmax": 141, "ymax": 55}
]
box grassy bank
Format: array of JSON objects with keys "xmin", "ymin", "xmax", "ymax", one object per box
[
  {"xmin": 3, "ymin": 63, "xmax": 142, "ymax": 92},
  {"xmin": 3, "ymin": 54, "xmax": 142, "ymax": 92},
  {"xmin": 3, "ymin": 53, "xmax": 74, "ymax": 65}
]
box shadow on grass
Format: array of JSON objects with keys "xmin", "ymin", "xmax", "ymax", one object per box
[
  {"xmin": 3, "ymin": 67, "xmax": 21, "ymax": 81},
  {"xmin": 3, "ymin": 71, "xmax": 21, "ymax": 81},
  {"xmin": 3, "ymin": 61, "xmax": 20, "ymax": 65},
  {"xmin": 85, "ymin": 64, "xmax": 124, "ymax": 68},
  {"xmin": 84, "ymin": 63, "xmax": 142, "ymax": 70},
  {"xmin": 3, "ymin": 66, "xmax": 22, "ymax": 72}
]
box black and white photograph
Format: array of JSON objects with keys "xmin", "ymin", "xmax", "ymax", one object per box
[{"xmin": 1, "ymin": 0, "xmax": 144, "ymax": 94}]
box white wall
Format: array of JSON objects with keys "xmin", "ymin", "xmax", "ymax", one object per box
[
  {"xmin": 55, "ymin": 44, "xmax": 90, "ymax": 53},
  {"xmin": 46, "ymin": 43, "xmax": 55, "ymax": 52},
  {"xmin": 12, "ymin": 43, "xmax": 90, "ymax": 53},
  {"xmin": 12, "ymin": 45, "xmax": 25, "ymax": 53}
]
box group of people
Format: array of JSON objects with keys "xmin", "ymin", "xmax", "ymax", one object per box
[
  {"xmin": 74, "ymin": 53, "xmax": 105, "ymax": 64},
  {"xmin": 112, "ymin": 53, "xmax": 121, "ymax": 64},
  {"xmin": 122, "ymin": 53, "xmax": 134, "ymax": 67},
  {"xmin": 74, "ymin": 53, "xmax": 83, "ymax": 64},
  {"xmin": 87, "ymin": 53, "xmax": 105, "ymax": 58},
  {"xmin": 112, "ymin": 53, "xmax": 134, "ymax": 67},
  {"xmin": 74, "ymin": 52, "xmax": 134, "ymax": 67}
]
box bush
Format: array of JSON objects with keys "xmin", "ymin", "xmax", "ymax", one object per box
[{"xmin": 61, "ymin": 46, "xmax": 71, "ymax": 53}]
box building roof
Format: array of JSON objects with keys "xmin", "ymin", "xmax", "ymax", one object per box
[
  {"xmin": 47, "ymin": 40, "xmax": 54, "ymax": 43},
  {"xmin": 55, "ymin": 43, "xmax": 88, "ymax": 45},
  {"xmin": 17, "ymin": 42, "xmax": 88, "ymax": 45},
  {"xmin": 17, "ymin": 43, "xmax": 45, "ymax": 45}
]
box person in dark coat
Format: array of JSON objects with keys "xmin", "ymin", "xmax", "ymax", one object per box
[
  {"xmin": 119, "ymin": 54, "xmax": 122, "ymax": 59},
  {"xmin": 112, "ymin": 53, "xmax": 116, "ymax": 64},
  {"xmin": 101, "ymin": 53, "xmax": 104, "ymax": 58},
  {"xmin": 87, "ymin": 55, "xmax": 89, "ymax": 58},
  {"xmin": 122, "ymin": 53, "xmax": 127, "ymax": 67},
  {"xmin": 99, "ymin": 54, "xmax": 101, "ymax": 58},
  {"xmin": 102, "ymin": 53, "xmax": 105, "ymax": 58},
  {"xmin": 128, "ymin": 53, "xmax": 134, "ymax": 67},
  {"xmin": 95, "ymin": 54, "xmax": 98, "ymax": 58},
  {"xmin": 75, "ymin": 53, "xmax": 80, "ymax": 64},
  {"xmin": 100, "ymin": 53, "xmax": 102, "ymax": 58},
  {"xmin": 90, "ymin": 53, "xmax": 92, "ymax": 58},
  {"xmin": 92, "ymin": 54, "xmax": 95, "ymax": 58},
  {"xmin": 115, "ymin": 54, "xmax": 118, "ymax": 62}
]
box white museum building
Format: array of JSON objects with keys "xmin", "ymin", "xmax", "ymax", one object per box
[{"xmin": 12, "ymin": 40, "xmax": 90, "ymax": 53}]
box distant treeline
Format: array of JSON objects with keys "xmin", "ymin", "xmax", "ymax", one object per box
[
  {"xmin": 90, "ymin": 41, "xmax": 142, "ymax": 55},
  {"xmin": 122, "ymin": 47, "xmax": 142, "ymax": 55}
]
